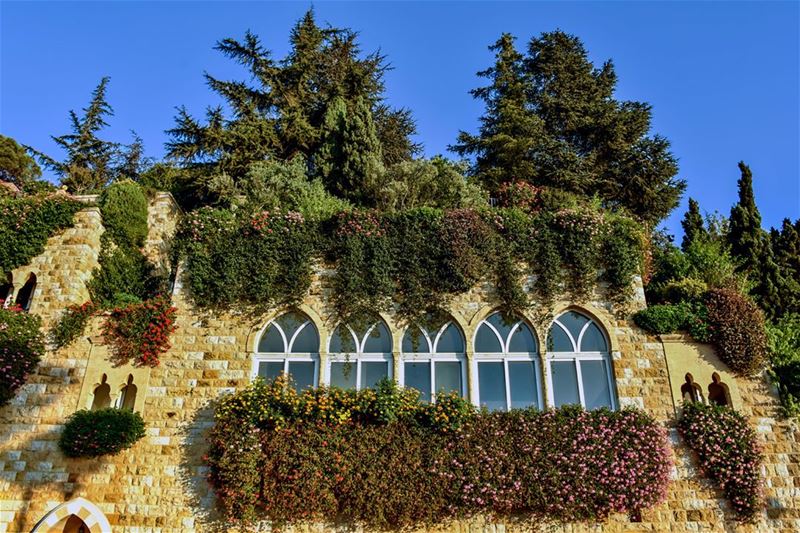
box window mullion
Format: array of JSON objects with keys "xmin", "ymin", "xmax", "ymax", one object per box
[
  {"xmin": 574, "ymin": 357, "xmax": 586, "ymax": 407},
  {"xmin": 504, "ymin": 359, "xmax": 512, "ymax": 411}
]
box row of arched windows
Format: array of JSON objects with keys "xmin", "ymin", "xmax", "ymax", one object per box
[{"xmin": 253, "ymin": 309, "xmax": 617, "ymax": 411}]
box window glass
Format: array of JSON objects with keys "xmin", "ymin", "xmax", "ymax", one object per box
[
  {"xmin": 487, "ymin": 312, "xmax": 514, "ymax": 340},
  {"xmin": 404, "ymin": 361, "xmax": 431, "ymax": 402},
  {"xmin": 436, "ymin": 323, "xmax": 464, "ymax": 352},
  {"xmin": 508, "ymin": 361, "xmax": 537, "ymax": 409},
  {"xmin": 258, "ymin": 325, "xmax": 284, "ymax": 353},
  {"xmin": 402, "ymin": 327, "xmax": 429, "ymax": 353},
  {"xmin": 551, "ymin": 360, "xmax": 580, "ymax": 407},
  {"xmin": 580, "ymin": 323, "xmax": 607, "ymax": 352},
  {"xmin": 330, "ymin": 326, "xmax": 357, "ymax": 353},
  {"xmin": 580, "ymin": 360, "xmax": 612, "ymax": 410},
  {"xmin": 434, "ymin": 361, "xmax": 462, "ymax": 396},
  {"xmin": 475, "ymin": 324, "xmax": 503, "ymax": 353},
  {"xmin": 330, "ymin": 362, "xmax": 357, "ymax": 389},
  {"xmin": 360, "ymin": 361, "xmax": 389, "ymax": 390},
  {"xmin": 277, "ymin": 312, "xmax": 306, "ymax": 336},
  {"xmin": 547, "ymin": 324, "xmax": 574, "ymax": 352},
  {"xmin": 508, "ymin": 323, "xmax": 537, "ymax": 352},
  {"xmin": 363, "ymin": 322, "xmax": 392, "ymax": 353},
  {"xmin": 290, "ymin": 323, "xmax": 319, "ymax": 353},
  {"xmin": 288, "ymin": 361, "xmax": 315, "ymax": 392},
  {"xmin": 257, "ymin": 361, "xmax": 284, "ymax": 382},
  {"xmin": 478, "ymin": 362, "xmax": 506, "ymax": 411},
  {"xmin": 559, "ymin": 311, "xmax": 589, "ymax": 339}
]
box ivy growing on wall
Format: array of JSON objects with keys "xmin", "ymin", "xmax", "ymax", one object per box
[{"xmin": 0, "ymin": 304, "xmax": 44, "ymax": 406}]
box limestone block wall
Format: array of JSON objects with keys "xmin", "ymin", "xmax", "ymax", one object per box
[{"xmin": 0, "ymin": 196, "xmax": 798, "ymax": 532}]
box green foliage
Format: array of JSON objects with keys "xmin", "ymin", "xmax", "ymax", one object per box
[
  {"xmin": 453, "ymin": 31, "xmax": 685, "ymax": 225},
  {"xmin": 601, "ymin": 216, "xmax": 643, "ymax": 303},
  {"xmin": 0, "ymin": 306, "xmax": 44, "ymax": 406},
  {"xmin": 679, "ymin": 402, "xmax": 762, "ymax": 521},
  {"xmin": 51, "ymin": 301, "xmax": 96, "ymax": 349},
  {"xmin": 88, "ymin": 245, "xmax": 163, "ymax": 308},
  {"xmin": 633, "ymin": 303, "xmax": 694, "ymax": 335},
  {"xmin": 0, "ymin": 194, "xmax": 83, "ymax": 273},
  {"xmin": 681, "ymin": 198, "xmax": 707, "ymax": 251},
  {"xmin": 767, "ymin": 314, "xmax": 800, "ymax": 416},
  {"xmin": 99, "ymin": 180, "xmax": 149, "ymax": 248},
  {"xmin": 0, "ymin": 134, "xmax": 42, "ymax": 191},
  {"xmin": 58, "ymin": 408, "xmax": 146, "ymax": 458},
  {"xmin": 208, "ymin": 379, "xmax": 672, "ymax": 528},
  {"xmin": 728, "ymin": 162, "xmax": 764, "ymax": 274},
  {"xmin": 705, "ymin": 288, "xmax": 768, "ymax": 375},
  {"xmin": 102, "ymin": 296, "xmax": 177, "ymax": 367}
]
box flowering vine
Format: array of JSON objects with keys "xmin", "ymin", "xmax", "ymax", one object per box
[
  {"xmin": 0, "ymin": 302, "xmax": 44, "ymax": 405},
  {"xmin": 102, "ymin": 296, "xmax": 177, "ymax": 367}
]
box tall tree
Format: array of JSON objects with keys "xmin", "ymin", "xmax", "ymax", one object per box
[
  {"xmin": 681, "ymin": 198, "xmax": 707, "ymax": 251},
  {"xmin": 0, "ymin": 135, "xmax": 42, "ymax": 190},
  {"xmin": 455, "ymin": 30, "xmax": 685, "ymax": 224},
  {"xmin": 37, "ymin": 77, "xmax": 118, "ymax": 193},
  {"xmin": 728, "ymin": 161, "xmax": 764, "ymax": 273}
]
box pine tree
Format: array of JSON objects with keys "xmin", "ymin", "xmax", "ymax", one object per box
[
  {"xmin": 681, "ymin": 198, "xmax": 707, "ymax": 251},
  {"xmin": 316, "ymin": 96, "xmax": 384, "ymax": 204},
  {"xmin": 37, "ymin": 77, "xmax": 118, "ymax": 193},
  {"xmin": 753, "ymin": 238, "xmax": 797, "ymax": 319},
  {"xmin": 0, "ymin": 135, "xmax": 42, "ymax": 190},
  {"xmin": 728, "ymin": 161, "xmax": 764, "ymax": 273}
]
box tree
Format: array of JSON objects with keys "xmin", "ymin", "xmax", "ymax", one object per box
[
  {"xmin": 0, "ymin": 135, "xmax": 42, "ymax": 190},
  {"xmin": 728, "ymin": 161, "xmax": 764, "ymax": 273},
  {"xmin": 37, "ymin": 77, "xmax": 118, "ymax": 193},
  {"xmin": 116, "ymin": 132, "xmax": 152, "ymax": 182},
  {"xmin": 455, "ymin": 30, "xmax": 685, "ymax": 224},
  {"xmin": 681, "ymin": 198, "xmax": 707, "ymax": 251}
]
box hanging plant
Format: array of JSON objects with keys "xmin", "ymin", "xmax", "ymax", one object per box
[{"xmin": 102, "ymin": 296, "xmax": 177, "ymax": 367}]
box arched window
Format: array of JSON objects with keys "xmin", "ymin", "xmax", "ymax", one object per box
[
  {"xmin": 0, "ymin": 273, "xmax": 11, "ymax": 305},
  {"xmin": 473, "ymin": 312, "xmax": 542, "ymax": 411},
  {"xmin": 401, "ymin": 316, "xmax": 465, "ymax": 402},
  {"xmin": 546, "ymin": 310, "xmax": 616, "ymax": 410},
  {"xmin": 253, "ymin": 310, "xmax": 319, "ymax": 392},
  {"xmin": 15, "ymin": 273, "xmax": 36, "ymax": 311},
  {"xmin": 327, "ymin": 316, "xmax": 392, "ymax": 390}
]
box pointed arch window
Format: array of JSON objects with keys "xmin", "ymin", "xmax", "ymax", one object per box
[
  {"xmin": 546, "ymin": 310, "xmax": 616, "ymax": 410},
  {"xmin": 473, "ymin": 312, "xmax": 542, "ymax": 411},
  {"xmin": 253, "ymin": 311, "xmax": 319, "ymax": 392},
  {"xmin": 15, "ymin": 273, "xmax": 36, "ymax": 311},
  {"xmin": 400, "ymin": 317, "xmax": 466, "ymax": 402},
  {"xmin": 327, "ymin": 317, "xmax": 392, "ymax": 390}
]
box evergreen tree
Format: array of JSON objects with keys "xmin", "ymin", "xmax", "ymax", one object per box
[
  {"xmin": 316, "ymin": 96, "xmax": 384, "ymax": 204},
  {"xmin": 728, "ymin": 161, "xmax": 764, "ymax": 273},
  {"xmin": 773, "ymin": 218, "xmax": 800, "ymax": 280},
  {"xmin": 0, "ymin": 135, "xmax": 42, "ymax": 190},
  {"xmin": 455, "ymin": 30, "xmax": 685, "ymax": 224},
  {"xmin": 753, "ymin": 238, "xmax": 796, "ymax": 320},
  {"xmin": 681, "ymin": 198, "xmax": 707, "ymax": 251},
  {"xmin": 37, "ymin": 77, "xmax": 118, "ymax": 193},
  {"xmin": 116, "ymin": 132, "xmax": 152, "ymax": 181}
]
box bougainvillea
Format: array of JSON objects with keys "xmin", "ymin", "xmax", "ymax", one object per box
[
  {"xmin": 59, "ymin": 407, "xmax": 146, "ymax": 458},
  {"xmin": 102, "ymin": 296, "xmax": 177, "ymax": 367},
  {"xmin": 678, "ymin": 402, "xmax": 762, "ymax": 521},
  {"xmin": 51, "ymin": 301, "xmax": 97, "ymax": 349},
  {"xmin": 0, "ymin": 303, "xmax": 44, "ymax": 405},
  {"xmin": 705, "ymin": 288, "xmax": 768, "ymax": 375},
  {"xmin": 206, "ymin": 377, "xmax": 672, "ymax": 528}
]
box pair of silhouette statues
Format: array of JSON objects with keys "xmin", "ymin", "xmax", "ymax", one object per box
[
  {"xmin": 681, "ymin": 372, "xmax": 731, "ymax": 407},
  {"xmin": 90, "ymin": 373, "xmax": 137, "ymax": 411}
]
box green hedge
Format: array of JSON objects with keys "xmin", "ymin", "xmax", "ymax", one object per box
[{"xmin": 59, "ymin": 408, "xmax": 146, "ymax": 458}]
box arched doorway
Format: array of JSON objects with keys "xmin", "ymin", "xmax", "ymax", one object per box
[{"xmin": 30, "ymin": 497, "xmax": 111, "ymax": 532}]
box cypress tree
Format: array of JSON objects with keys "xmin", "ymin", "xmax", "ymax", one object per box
[
  {"xmin": 728, "ymin": 161, "xmax": 764, "ymax": 273},
  {"xmin": 681, "ymin": 198, "xmax": 707, "ymax": 251}
]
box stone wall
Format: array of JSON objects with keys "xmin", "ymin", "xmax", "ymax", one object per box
[{"xmin": 1, "ymin": 197, "xmax": 798, "ymax": 532}]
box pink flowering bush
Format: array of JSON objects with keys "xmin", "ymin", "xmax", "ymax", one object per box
[
  {"xmin": 0, "ymin": 303, "xmax": 44, "ymax": 406},
  {"xmin": 206, "ymin": 378, "xmax": 672, "ymax": 528},
  {"xmin": 678, "ymin": 402, "xmax": 763, "ymax": 521},
  {"xmin": 497, "ymin": 181, "xmax": 542, "ymax": 213}
]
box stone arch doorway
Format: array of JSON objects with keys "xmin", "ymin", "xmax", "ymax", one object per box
[{"xmin": 31, "ymin": 497, "xmax": 111, "ymax": 533}]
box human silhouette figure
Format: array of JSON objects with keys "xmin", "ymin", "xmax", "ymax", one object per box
[
  {"xmin": 707, "ymin": 372, "xmax": 731, "ymax": 407},
  {"xmin": 681, "ymin": 373, "xmax": 704, "ymax": 403},
  {"xmin": 118, "ymin": 374, "xmax": 137, "ymax": 411},
  {"xmin": 91, "ymin": 374, "xmax": 111, "ymax": 410}
]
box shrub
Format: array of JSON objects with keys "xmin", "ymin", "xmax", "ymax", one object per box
[
  {"xmin": 0, "ymin": 305, "xmax": 44, "ymax": 405},
  {"xmin": 207, "ymin": 378, "xmax": 672, "ymax": 528},
  {"xmin": 98, "ymin": 180, "xmax": 149, "ymax": 248},
  {"xmin": 87, "ymin": 244, "xmax": 164, "ymax": 308},
  {"xmin": 102, "ymin": 296, "xmax": 177, "ymax": 367},
  {"xmin": 678, "ymin": 402, "xmax": 762, "ymax": 521},
  {"xmin": 497, "ymin": 181, "xmax": 542, "ymax": 212},
  {"xmin": 661, "ymin": 278, "xmax": 708, "ymax": 305},
  {"xmin": 705, "ymin": 288, "xmax": 768, "ymax": 375},
  {"xmin": 59, "ymin": 407, "xmax": 146, "ymax": 458},
  {"xmin": 767, "ymin": 314, "xmax": 800, "ymax": 416},
  {"xmin": 51, "ymin": 301, "xmax": 96, "ymax": 349},
  {"xmin": 634, "ymin": 303, "xmax": 694, "ymax": 334},
  {"xmin": 601, "ymin": 217, "xmax": 644, "ymax": 303},
  {"xmin": 0, "ymin": 194, "xmax": 83, "ymax": 273}
]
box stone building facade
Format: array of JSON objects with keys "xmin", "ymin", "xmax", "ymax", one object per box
[{"xmin": 0, "ymin": 195, "xmax": 798, "ymax": 532}]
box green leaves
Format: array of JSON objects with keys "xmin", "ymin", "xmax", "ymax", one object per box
[{"xmin": 58, "ymin": 408, "xmax": 146, "ymax": 458}]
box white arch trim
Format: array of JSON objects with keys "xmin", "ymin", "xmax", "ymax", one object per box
[{"xmin": 31, "ymin": 497, "xmax": 112, "ymax": 533}]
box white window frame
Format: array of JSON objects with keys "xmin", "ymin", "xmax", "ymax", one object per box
[
  {"xmin": 251, "ymin": 314, "xmax": 320, "ymax": 388},
  {"xmin": 545, "ymin": 314, "xmax": 617, "ymax": 410},
  {"xmin": 326, "ymin": 321, "xmax": 393, "ymax": 390},
  {"xmin": 472, "ymin": 315, "xmax": 543, "ymax": 411},
  {"xmin": 400, "ymin": 321, "xmax": 467, "ymax": 401}
]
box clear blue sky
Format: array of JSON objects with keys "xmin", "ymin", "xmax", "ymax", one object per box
[{"xmin": 1, "ymin": 1, "xmax": 798, "ymax": 237}]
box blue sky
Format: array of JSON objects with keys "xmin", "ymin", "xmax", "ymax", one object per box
[{"xmin": 1, "ymin": 1, "xmax": 798, "ymax": 237}]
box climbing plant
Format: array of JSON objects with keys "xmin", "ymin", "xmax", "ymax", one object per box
[{"xmin": 0, "ymin": 304, "xmax": 44, "ymax": 406}]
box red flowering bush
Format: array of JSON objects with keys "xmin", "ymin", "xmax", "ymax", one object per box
[
  {"xmin": 678, "ymin": 402, "xmax": 762, "ymax": 521},
  {"xmin": 705, "ymin": 288, "xmax": 768, "ymax": 375},
  {"xmin": 102, "ymin": 296, "xmax": 177, "ymax": 367},
  {"xmin": 0, "ymin": 303, "xmax": 44, "ymax": 405},
  {"xmin": 207, "ymin": 378, "xmax": 672, "ymax": 528}
]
